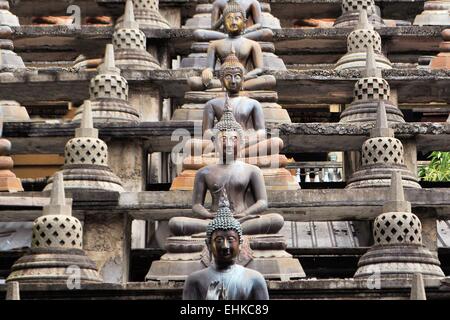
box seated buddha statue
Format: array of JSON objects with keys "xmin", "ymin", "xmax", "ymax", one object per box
[
  {"xmin": 169, "ymin": 98, "xmax": 285, "ymax": 237},
  {"xmin": 183, "ymin": 193, "xmax": 269, "ymax": 300},
  {"xmin": 187, "ymin": 0, "xmax": 276, "ymax": 92},
  {"xmin": 194, "ymin": 0, "xmax": 273, "ymax": 42},
  {"xmin": 186, "ymin": 50, "xmax": 283, "ymax": 161}
]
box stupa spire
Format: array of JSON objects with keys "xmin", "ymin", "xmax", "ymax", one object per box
[
  {"xmin": 75, "ymin": 100, "xmax": 99, "ymax": 138},
  {"xmin": 370, "ymin": 101, "xmax": 394, "ymax": 138},
  {"xmin": 122, "ymin": 0, "xmax": 139, "ymax": 29},
  {"xmin": 357, "ymin": 9, "xmax": 373, "ymax": 31},
  {"xmin": 365, "ymin": 45, "xmax": 382, "ymax": 78},
  {"xmin": 382, "ymin": 171, "xmax": 412, "ymax": 213},
  {"xmin": 98, "ymin": 44, "xmax": 120, "ymax": 75},
  {"xmin": 43, "ymin": 172, "xmax": 72, "ymax": 216}
]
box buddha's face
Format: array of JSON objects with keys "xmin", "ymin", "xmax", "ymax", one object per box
[
  {"xmin": 210, "ymin": 229, "xmax": 240, "ymax": 265},
  {"xmin": 215, "ymin": 131, "xmax": 240, "ymax": 163},
  {"xmin": 224, "ymin": 12, "xmax": 245, "ymax": 35},
  {"xmin": 222, "ymin": 69, "xmax": 243, "ymax": 94}
]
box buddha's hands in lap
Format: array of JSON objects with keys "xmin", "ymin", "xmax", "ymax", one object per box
[
  {"xmin": 235, "ymin": 214, "xmax": 261, "ymax": 223},
  {"xmin": 202, "ymin": 68, "xmax": 214, "ymax": 87},
  {"xmin": 206, "ymin": 281, "xmax": 227, "ymax": 300}
]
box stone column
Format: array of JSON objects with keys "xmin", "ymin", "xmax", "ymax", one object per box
[
  {"xmin": 83, "ymin": 211, "xmax": 131, "ymax": 283},
  {"xmin": 127, "ymin": 84, "xmax": 161, "ymax": 248},
  {"xmin": 402, "ymin": 138, "xmax": 418, "ymax": 176},
  {"xmin": 421, "ymin": 217, "xmax": 438, "ymax": 253}
]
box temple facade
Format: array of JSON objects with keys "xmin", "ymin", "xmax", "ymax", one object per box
[{"xmin": 0, "ymin": 0, "xmax": 449, "ymax": 300}]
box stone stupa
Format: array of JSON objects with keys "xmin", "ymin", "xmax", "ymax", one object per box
[
  {"xmin": 334, "ymin": 0, "xmax": 385, "ymax": 28},
  {"xmin": 335, "ymin": 10, "xmax": 391, "ymax": 71},
  {"xmin": 113, "ymin": 0, "xmax": 161, "ymax": 71},
  {"xmin": 0, "ymin": 0, "xmax": 29, "ymax": 121},
  {"xmin": 346, "ymin": 100, "xmax": 420, "ymax": 189},
  {"xmin": 72, "ymin": 44, "xmax": 140, "ymax": 123},
  {"xmin": 7, "ymin": 172, "xmax": 102, "ymax": 284},
  {"xmin": 354, "ymin": 172, "xmax": 444, "ymax": 280},
  {"xmin": 116, "ymin": 0, "xmax": 170, "ymax": 29},
  {"xmin": 45, "ymin": 101, "xmax": 124, "ymax": 192},
  {"xmin": 340, "ymin": 46, "xmax": 402, "ymax": 124}
]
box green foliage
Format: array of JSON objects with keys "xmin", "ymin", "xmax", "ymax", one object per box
[{"xmin": 419, "ymin": 152, "xmax": 450, "ymax": 182}]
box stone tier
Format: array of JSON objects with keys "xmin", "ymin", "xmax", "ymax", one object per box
[
  {"xmin": 346, "ymin": 163, "xmax": 421, "ymax": 189},
  {"xmin": 7, "ymin": 247, "xmax": 102, "ymax": 284},
  {"xmin": 44, "ymin": 165, "xmax": 124, "ymax": 192},
  {"xmin": 72, "ymin": 99, "xmax": 140, "ymax": 123},
  {"xmin": 354, "ymin": 244, "xmax": 444, "ymax": 279},
  {"xmin": 340, "ymin": 100, "xmax": 405, "ymax": 124}
]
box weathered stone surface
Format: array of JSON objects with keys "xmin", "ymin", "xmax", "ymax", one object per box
[
  {"xmin": 3, "ymin": 121, "xmax": 449, "ymax": 154},
  {"xmin": 83, "ymin": 212, "xmax": 131, "ymax": 284}
]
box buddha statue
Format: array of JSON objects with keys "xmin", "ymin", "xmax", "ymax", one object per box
[
  {"xmin": 186, "ymin": 51, "xmax": 283, "ymax": 159},
  {"xmin": 172, "ymin": 50, "xmax": 297, "ymax": 191},
  {"xmin": 146, "ymin": 99, "xmax": 304, "ymax": 281},
  {"xmin": 183, "ymin": 193, "xmax": 269, "ymax": 300},
  {"xmin": 194, "ymin": 0, "xmax": 274, "ymax": 42},
  {"xmin": 171, "ymin": 101, "xmax": 284, "ymax": 237},
  {"xmin": 187, "ymin": 0, "xmax": 277, "ymax": 92}
]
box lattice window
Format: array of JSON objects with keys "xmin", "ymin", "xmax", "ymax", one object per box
[
  {"xmin": 362, "ymin": 137, "xmax": 404, "ymax": 165},
  {"xmin": 348, "ymin": 29, "xmax": 382, "ymax": 53},
  {"xmin": 32, "ymin": 215, "xmax": 83, "ymax": 249},
  {"xmin": 113, "ymin": 29, "xmax": 146, "ymax": 50},
  {"xmin": 89, "ymin": 74, "xmax": 129, "ymax": 100},
  {"xmin": 354, "ymin": 77, "xmax": 390, "ymax": 101},
  {"xmin": 373, "ymin": 212, "xmax": 422, "ymax": 245},
  {"xmin": 65, "ymin": 138, "xmax": 108, "ymax": 166}
]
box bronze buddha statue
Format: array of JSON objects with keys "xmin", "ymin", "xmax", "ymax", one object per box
[
  {"xmin": 169, "ymin": 98, "xmax": 284, "ymax": 238},
  {"xmin": 188, "ymin": 0, "xmax": 276, "ymax": 92},
  {"xmin": 194, "ymin": 0, "xmax": 273, "ymax": 42},
  {"xmin": 186, "ymin": 50, "xmax": 283, "ymax": 160},
  {"xmin": 183, "ymin": 193, "xmax": 269, "ymax": 300}
]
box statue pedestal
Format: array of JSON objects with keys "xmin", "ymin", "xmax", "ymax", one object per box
[
  {"xmin": 0, "ymin": 140, "xmax": 23, "ymax": 192},
  {"xmin": 0, "ymin": 100, "xmax": 29, "ymax": 121},
  {"xmin": 430, "ymin": 29, "xmax": 450, "ymax": 70},
  {"xmin": 171, "ymin": 155, "xmax": 299, "ymax": 191},
  {"xmin": 146, "ymin": 236, "xmax": 206, "ymax": 282},
  {"xmin": 414, "ymin": 1, "xmax": 450, "ymax": 26},
  {"xmin": 246, "ymin": 234, "xmax": 306, "ymax": 280},
  {"xmin": 146, "ymin": 234, "xmax": 305, "ymax": 282},
  {"xmin": 172, "ymin": 90, "xmax": 291, "ymax": 125},
  {"xmin": 180, "ymin": 42, "xmax": 286, "ymax": 71}
]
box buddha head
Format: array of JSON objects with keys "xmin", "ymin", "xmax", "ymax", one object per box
[
  {"xmin": 206, "ymin": 192, "xmax": 242, "ymax": 266},
  {"xmin": 213, "ymin": 94, "xmax": 244, "ymax": 163},
  {"xmin": 223, "ymin": 0, "xmax": 246, "ymax": 36},
  {"xmin": 220, "ymin": 48, "xmax": 245, "ymax": 95}
]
